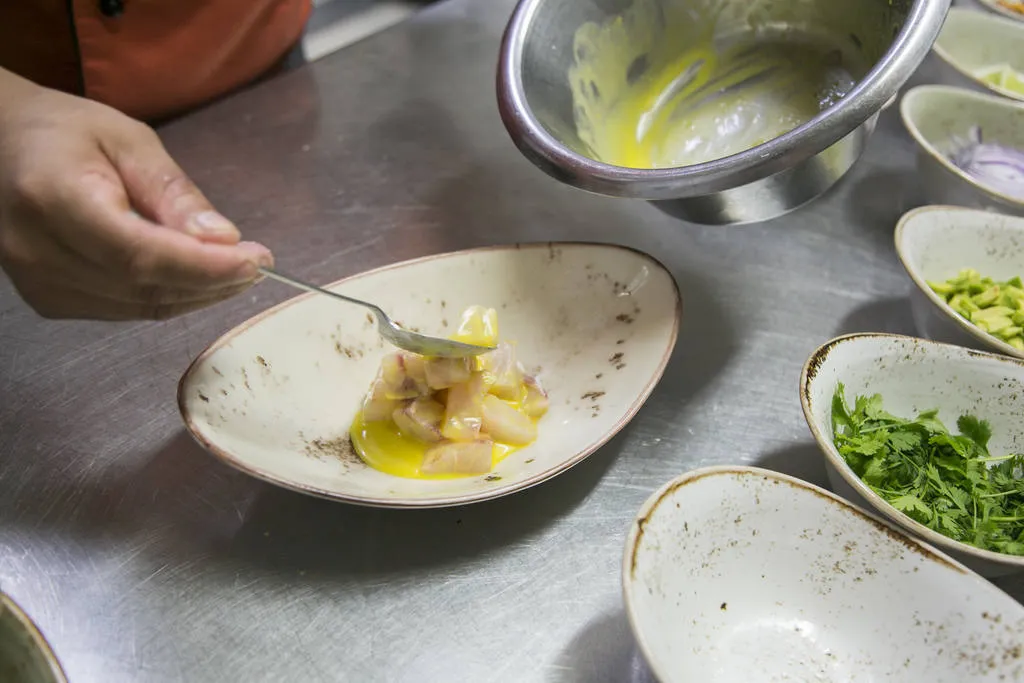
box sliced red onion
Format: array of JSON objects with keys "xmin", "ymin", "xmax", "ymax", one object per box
[{"xmin": 947, "ymin": 125, "xmax": 1024, "ymax": 200}]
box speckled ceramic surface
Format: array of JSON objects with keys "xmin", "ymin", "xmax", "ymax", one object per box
[
  {"xmin": 0, "ymin": 594, "xmax": 66, "ymax": 683},
  {"xmin": 900, "ymin": 85, "xmax": 1024, "ymax": 215},
  {"xmin": 179, "ymin": 243, "xmax": 680, "ymax": 508},
  {"xmin": 976, "ymin": 0, "xmax": 1024, "ymax": 23},
  {"xmin": 623, "ymin": 466, "xmax": 1024, "ymax": 682},
  {"xmin": 933, "ymin": 8, "xmax": 1024, "ymax": 101},
  {"xmin": 896, "ymin": 205, "xmax": 1024, "ymax": 360},
  {"xmin": 800, "ymin": 333, "xmax": 1024, "ymax": 577}
]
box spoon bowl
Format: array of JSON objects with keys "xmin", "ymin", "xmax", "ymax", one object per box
[{"xmin": 258, "ymin": 267, "xmax": 495, "ymax": 359}]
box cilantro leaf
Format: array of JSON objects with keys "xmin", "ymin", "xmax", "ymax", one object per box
[
  {"xmin": 957, "ymin": 415, "xmax": 992, "ymax": 449},
  {"xmin": 830, "ymin": 388, "xmax": 1024, "ymax": 557}
]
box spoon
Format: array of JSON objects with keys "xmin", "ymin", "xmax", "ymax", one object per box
[{"xmin": 257, "ymin": 267, "xmax": 496, "ymax": 359}]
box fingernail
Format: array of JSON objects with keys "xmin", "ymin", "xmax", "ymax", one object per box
[
  {"xmin": 189, "ymin": 211, "xmax": 240, "ymax": 238},
  {"xmin": 238, "ymin": 241, "xmax": 274, "ymax": 269}
]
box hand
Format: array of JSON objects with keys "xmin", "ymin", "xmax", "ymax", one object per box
[{"xmin": 0, "ymin": 69, "xmax": 274, "ymax": 321}]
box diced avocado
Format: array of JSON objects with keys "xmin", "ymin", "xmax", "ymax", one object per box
[
  {"xmin": 972, "ymin": 305, "xmax": 1014, "ymax": 319},
  {"xmin": 972, "ymin": 309, "xmax": 1015, "ymax": 334},
  {"xmin": 972, "ymin": 286, "xmax": 1001, "ymax": 307},
  {"xmin": 1003, "ymin": 286, "xmax": 1024, "ymax": 308},
  {"xmin": 934, "ymin": 269, "xmax": 1024, "ymax": 337},
  {"xmin": 949, "ymin": 293, "xmax": 978, "ymax": 318},
  {"xmin": 1009, "ymin": 337, "xmax": 1024, "ymax": 351}
]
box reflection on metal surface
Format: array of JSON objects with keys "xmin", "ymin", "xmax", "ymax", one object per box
[
  {"xmin": 304, "ymin": 0, "xmax": 425, "ymax": 61},
  {"xmin": 0, "ymin": 0, "xmax": 1021, "ymax": 682}
]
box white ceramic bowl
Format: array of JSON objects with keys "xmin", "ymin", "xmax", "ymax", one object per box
[
  {"xmin": 933, "ymin": 7, "xmax": 1024, "ymax": 101},
  {"xmin": 179, "ymin": 243, "xmax": 680, "ymax": 508},
  {"xmin": 623, "ymin": 466, "xmax": 1024, "ymax": 683},
  {"xmin": 895, "ymin": 205, "xmax": 1024, "ymax": 360},
  {"xmin": 800, "ymin": 333, "xmax": 1024, "ymax": 577},
  {"xmin": 0, "ymin": 594, "xmax": 66, "ymax": 683},
  {"xmin": 900, "ymin": 84, "xmax": 1024, "ymax": 215},
  {"xmin": 976, "ymin": 0, "xmax": 1024, "ymax": 23}
]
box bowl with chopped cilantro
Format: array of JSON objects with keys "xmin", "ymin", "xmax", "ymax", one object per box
[
  {"xmin": 896, "ymin": 205, "xmax": 1024, "ymax": 360},
  {"xmin": 801, "ymin": 333, "xmax": 1024, "ymax": 577}
]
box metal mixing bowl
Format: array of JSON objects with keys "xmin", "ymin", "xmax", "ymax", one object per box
[{"xmin": 497, "ymin": 0, "xmax": 951, "ymax": 224}]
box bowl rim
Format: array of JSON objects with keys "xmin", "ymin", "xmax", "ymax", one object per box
[
  {"xmin": 975, "ymin": 0, "xmax": 1024, "ymax": 23},
  {"xmin": 496, "ymin": 0, "xmax": 950, "ymax": 199},
  {"xmin": 620, "ymin": 464, "xmax": 1007, "ymax": 681},
  {"xmin": 798, "ymin": 332, "xmax": 1024, "ymax": 568},
  {"xmin": 931, "ymin": 7, "xmax": 1024, "ymax": 102},
  {"xmin": 178, "ymin": 241, "xmax": 682, "ymax": 509},
  {"xmin": 894, "ymin": 204, "xmax": 1024, "ymax": 361},
  {"xmin": 899, "ymin": 84, "xmax": 1024, "ymax": 208},
  {"xmin": 0, "ymin": 593, "xmax": 68, "ymax": 683}
]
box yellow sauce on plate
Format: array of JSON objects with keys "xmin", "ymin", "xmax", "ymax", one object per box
[{"xmin": 350, "ymin": 410, "xmax": 526, "ymax": 480}]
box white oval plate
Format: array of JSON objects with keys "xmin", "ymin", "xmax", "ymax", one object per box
[
  {"xmin": 179, "ymin": 243, "xmax": 680, "ymax": 508},
  {"xmin": 624, "ymin": 466, "xmax": 1024, "ymax": 683},
  {"xmin": 800, "ymin": 333, "xmax": 1024, "ymax": 577},
  {"xmin": 895, "ymin": 204, "xmax": 1024, "ymax": 360},
  {"xmin": 933, "ymin": 7, "xmax": 1024, "ymax": 101}
]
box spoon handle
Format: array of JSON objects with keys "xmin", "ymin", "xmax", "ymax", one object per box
[{"xmin": 257, "ymin": 267, "xmax": 387, "ymax": 320}]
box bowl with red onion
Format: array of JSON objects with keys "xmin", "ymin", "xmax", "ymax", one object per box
[{"xmin": 900, "ymin": 85, "xmax": 1024, "ymax": 215}]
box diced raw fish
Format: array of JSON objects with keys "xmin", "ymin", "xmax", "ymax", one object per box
[
  {"xmin": 380, "ymin": 353, "xmax": 427, "ymax": 399},
  {"xmin": 421, "ymin": 439, "xmax": 494, "ymax": 475},
  {"xmin": 442, "ymin": 372, "xmax": 487, "ymax": 442},
  {"xmin": 481, "ymin": 342, "xmax": 522, "ymax": 400},
  {"xmin": 424, "ymin": 357, "xmax": 472, "ymax": 389},
  {"xmin": 392, "ymin": 397, "xmax": 445, "ymax": 443},
  {"xmin": 521, "ymin": 375, "xmax": 549, "ymax": 419},
  {"xmin": 362, "ymin": 378, "xmax": 403, "ymax": 422},
  {"xmin": 402, "ymin": 353, "xmax": 429, "ymax": 392},
  {"xmin": 481, "ymin": 394, "xmax": 537, "ymax": 445},
  {"xmin": 452, "ymin": 306, "xmax": 499, "ymax": 347}
]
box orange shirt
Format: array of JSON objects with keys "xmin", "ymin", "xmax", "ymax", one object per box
[{"xmin": 0, "ymin": 0, "xmax": 311, "ymax": 122}]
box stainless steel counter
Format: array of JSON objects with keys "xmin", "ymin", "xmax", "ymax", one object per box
[{"xmin": 1, "ymin": 0, "xmax": 1021, "ymax": 681}]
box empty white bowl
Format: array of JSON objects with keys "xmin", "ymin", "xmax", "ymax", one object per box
[
  {"xmin": 895, "ymin": 204, "xmax": 1024, "ymax": 360},
  {"xmin": 179, "ymin": 243, "xmax": 680, "ymax": 508},
  {"xmin": 800, "ymin": 333, "xmax": 1024, "ymax": 577},
  {"xmin": 623, "ymin": 466, "xmax": 1024, "ymax": 683},
  {"xmin": 900, "ymin": 84, "xmax": 1024, "ymax": 215},
  {"xmin": 933, "ymin": 7, "xmax": 1024, "ymax": 101}
]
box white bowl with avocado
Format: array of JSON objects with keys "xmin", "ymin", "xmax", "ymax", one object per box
[
  {"xmin": 895, "ymin": 205, "xmax": 1024, "ymax": 360},
  {"xmin": 933, "ymin": 7, "xmax": 1024, "ymax": 101}
]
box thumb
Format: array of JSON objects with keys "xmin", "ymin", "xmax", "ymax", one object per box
[{"xmin": 102, "ymin": 122, "xmax": 242, "ymax": 245}]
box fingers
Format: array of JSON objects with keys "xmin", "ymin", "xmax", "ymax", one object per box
[
  {"xmin": 101, "ymin": 122, "xmax": 241, "ymax": 244},
  {"xmin": 0, "ymin": 225, "xmax": 259, "ymax": 306},
  {"xmin": 14, "ymin": 282, "xmax": 253, "ymax": 321},
  {"xmin": 0, "ymin": 88, "xmax": 271, "ymax": 322},
  {"xmin": 36, "ymin": 170, "xmax": 274, "ymax": 290}
]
